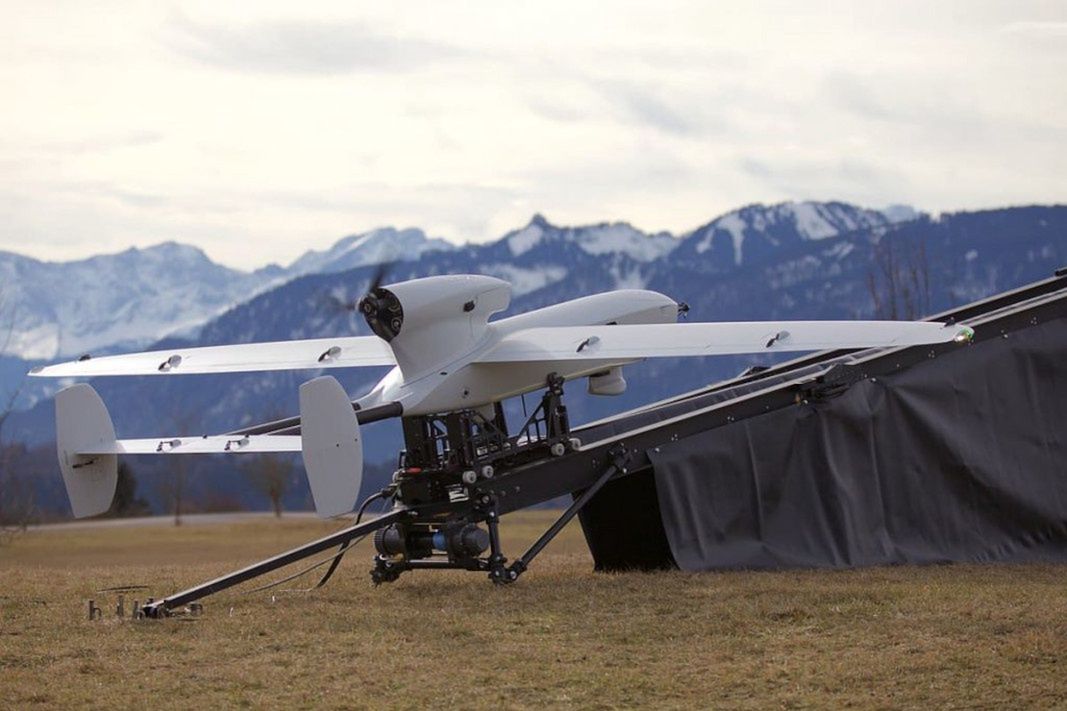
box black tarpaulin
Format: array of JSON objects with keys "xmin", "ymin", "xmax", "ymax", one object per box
[{"xmin": 648, "ymin": 319, "xmax": 1067, "ymax": 571}]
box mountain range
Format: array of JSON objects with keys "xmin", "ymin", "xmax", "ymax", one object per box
[
  {"xmin": 0, "ymin": 227, "xmax": 457, "ymax": 362},
  {"xmin": 3, "ymin": 200, "xmax": 1064, "ymax": 516},
  {"xmin": 0, "ymin": 202, "xmax": 926, "ymax": 364}
]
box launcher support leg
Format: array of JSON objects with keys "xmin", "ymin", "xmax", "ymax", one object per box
[
  {"xmin": 498, "ymin": 447, "xmax": 631, "ymax": 584},
  {"xmin": 142, "ymin": 509, "xmax": 406, "ymax": 617},
  {"xmin": 485, "ymin": 505, "xmax": 509, "ymax": 584}
]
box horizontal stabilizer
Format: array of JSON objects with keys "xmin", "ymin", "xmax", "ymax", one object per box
[
  {"xmin": 29, "ymin": 336, "xmax": 395, "ymax": 378},
  {"xmin": 56, "ymin": 384, "xmax": 118, "ymax": 518},
  {"xmin": 300, "ymin": 376, "xmax": 364, "ymax": 519},
  {"xmin": 76, "ymin": 435, "xmax": 303, "ymax": 455}
]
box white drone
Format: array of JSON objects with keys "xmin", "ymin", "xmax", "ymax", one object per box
[{"xmin": 33, "ymin": 273, "xmax": 973, "ymax": 523}]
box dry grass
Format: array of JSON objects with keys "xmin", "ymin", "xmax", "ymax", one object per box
[{"xmin": 1, "ymin": 512, "xmax": 1065, "ymax": 710}]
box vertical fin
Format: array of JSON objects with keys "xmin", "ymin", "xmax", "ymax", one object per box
[
  {"xmin": 299, "ymin": 376, "xmax": 363, "ymax": 518},
  {"xmin": 55, "ymin": 384, "xmax": 118, "ymax": 518}
]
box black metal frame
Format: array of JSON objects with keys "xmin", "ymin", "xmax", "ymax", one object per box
[
  {"xmin": 143, "ymin": 374, "xmax": 620, "ymax": 616},
  {"xmin": 369, "ymin": 444, "xmax": 631, "ymax": 586},
  {"xmin": 364, "ymin": 373, "xmax": 604, "ymax": 586}
]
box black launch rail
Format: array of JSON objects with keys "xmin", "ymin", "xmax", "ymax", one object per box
[
  {"xmin": 142, "ymin": 268, "xmax": 1067, "ymax": 617},
  {"xmin": 482, "ymin": 267, "xmax": 1067, "ymax": 518}
]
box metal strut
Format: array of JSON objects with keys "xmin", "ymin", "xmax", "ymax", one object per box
[
  {"xmin": 142, "ymin": 509, "xmax": 406, "ymax": 617},
  {"xmin": 490, "ymin": 446, "xmax": 631, "ymax": 584}
]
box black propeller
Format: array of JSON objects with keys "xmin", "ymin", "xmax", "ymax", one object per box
[
  {"xmin": 320, "ymin": 292, "xmax": 359, "ymax": 313},
  {"xmin": 316, "ymin": 262, "xmax": 403, "ymax": 340},
  {"xmin": 320, "ymin": 262, "xmax": 393, "ymax": 315},
  {"xmin": 367, "ymin": 261, "xmax": 390, "ymax": 295}
]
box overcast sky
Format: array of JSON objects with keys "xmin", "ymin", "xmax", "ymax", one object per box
[{"xmin": 2, "ymin": 1, "xmax": 1065, "ymax": 268}]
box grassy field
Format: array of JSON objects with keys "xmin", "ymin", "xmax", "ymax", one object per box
[{"xmin": 1, "ymin": 512, "xmax": 1065, "ymax": 709}]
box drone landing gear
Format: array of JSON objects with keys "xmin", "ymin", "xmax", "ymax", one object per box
[
  {"xmin": 371, "ymin": 447, "xmax": 631, "ymax": 587},
  {"xmin": 490, "ymin": 447, "xmax": 630, "ymax": 585}
]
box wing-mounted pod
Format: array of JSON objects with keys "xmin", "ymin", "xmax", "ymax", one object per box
[
  {"xmin": 588, "ymin": 366, "xmax": 627, "ymax": 396},
  {"xmin": 55, "ymin": 384, "xmax": 118, "ymax": 518},
  {"xmin": 299, "ymin": 376, "xmax": 364, "ymax": 518},
  {"xmin": 360, "ymin": 275, "xmax": 511, "ymax": 380}
]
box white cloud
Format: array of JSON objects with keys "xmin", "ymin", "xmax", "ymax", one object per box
[
  {"xmin": 164, "ymin": 13, "xmax": 469, "ymax": 75},
  {"xmin": 1000, "ymin": 21, "xmax": 1067, "ymax": 38},
  {"xmin": 0, "ymin": 0, "xmax": 1064, "ymax": 269}
]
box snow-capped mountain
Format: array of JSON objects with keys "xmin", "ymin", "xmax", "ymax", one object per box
[
  {"xmin": 0, "ymin": 228, "xmax": 453, "ymax": 362},
  {"xmin": 287, "ymin": 227, "xmax": 454, "ymax": 277},
  {"xmin": 504, "ymin": 214, "xmax": 677, "ymax": 262},
  {"xmin": 0, "ymin": 216, "xmax": 677, "ymax": 363},
  {"xmin": 675, "ymin": 201, "xmax": 894, "ymax": 268},
  {"xmin": 0, "ymin": 242, "xmax": 280, "ymax": 360}
]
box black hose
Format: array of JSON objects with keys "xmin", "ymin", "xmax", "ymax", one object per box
[
  {"xmin": 242, "ymin": 491, "xmax": 389, "ymax": 596},
  {"xmin": 311, "ymin": 492, "xmax": 386, "ymax": 588}
]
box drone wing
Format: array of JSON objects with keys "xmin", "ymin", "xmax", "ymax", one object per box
[
  {"xmin": 30, "ymin": 336, "xmax": 394, "ymax": 378},
  {"xmin": 476, "ymin": 321, "xmax": 971, "ymax": 363}
]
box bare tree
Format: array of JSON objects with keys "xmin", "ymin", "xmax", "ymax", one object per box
[
  {"xmin": 0, "ymin": 291, "xmax": 35, "ymax": 542},
  {"xmin": 867, "ymin": 237, "xmax": 931, "ymax": 320},
  {"xmin": 107, "ymin": 461, "xmax": 150, "ymax": 518},
  {"xmin": 156, "ymin": 410, "xmax": 197, "ymax": 526},
  {"xmin": 160, "ymin": 455, "xmax": 188, "ymax": 526},
  {"xmin": 241, "ymin": 454, "xmax": 294, "ymax": 517},
  {"xmin": 0, "ymin": 428, "xmax": 36, "ymax": 544}
]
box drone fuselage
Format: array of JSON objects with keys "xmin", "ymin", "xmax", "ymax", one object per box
[{"xmin": 355, "ymin": 276, "xmax": 678, "ymax": 416}]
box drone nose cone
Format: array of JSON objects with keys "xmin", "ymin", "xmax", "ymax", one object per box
[
  {"xmin": 358, "ymin": 295, "xmax": 376, "ymax": 316},
  {"xmin": 359, "ymin": 287, "xmax": 404, "ymax": 342}
]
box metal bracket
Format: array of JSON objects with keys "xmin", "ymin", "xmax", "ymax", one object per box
[
  {"xmin": 798, "ymin": 363, "xmax": 867, "ymax": 402},
  {"xmin": 493, "ymin": 447, "xmax": 631, "ymax": 584}
]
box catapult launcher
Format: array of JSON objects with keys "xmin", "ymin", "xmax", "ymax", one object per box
[{"xmin": 32, "ymin": 273, "xmax": 977, "ymax": 617}]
